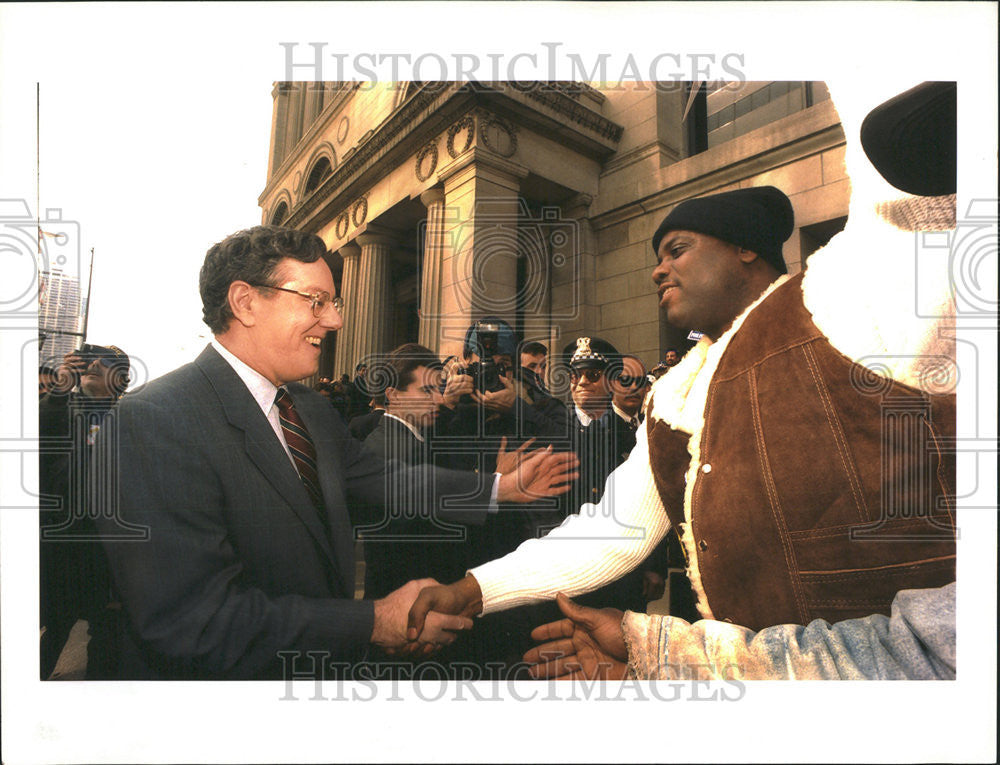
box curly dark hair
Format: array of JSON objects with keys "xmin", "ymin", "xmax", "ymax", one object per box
[{"xmin": 199, "ymin": 226, "xmax": 329, "ymax": 335}]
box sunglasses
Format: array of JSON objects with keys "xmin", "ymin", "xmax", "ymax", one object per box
[
  {"xmin": 570, "ymin": 368, "xmax": 604, "ymax": 383},
  {"xmin": 616, "ymin": 374, "xmax": 650, "ymax": 388}
]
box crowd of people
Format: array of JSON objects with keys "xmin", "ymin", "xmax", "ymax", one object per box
[
  {"xmin": 38, "ymin": 81, "xmax": 958, "ymax": 682},
  {"xmin": 309, "ymin": 322, "xmax": 686, "ymax": 676}
]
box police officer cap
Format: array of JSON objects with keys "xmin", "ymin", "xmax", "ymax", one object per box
[
  {"xmin": 651, "ymin": 186, "xmax": 794, "ymax": 275},
  {"xmin": 560, "ymin": 336, "xmax": 621, "ymax": 372}
]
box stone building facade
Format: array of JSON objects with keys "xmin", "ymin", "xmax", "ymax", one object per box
[{"xmin": 258, "ymin": 81, "xmax": 847, "ymax": 379}]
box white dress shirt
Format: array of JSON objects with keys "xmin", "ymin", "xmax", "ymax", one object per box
[{"xmin": 211, "ymin": 339, "xmax": 297, "ymax": 471}]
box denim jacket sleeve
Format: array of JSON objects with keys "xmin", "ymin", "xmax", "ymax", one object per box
[{"xmin": 622, "ymin": 583, "xmax": 955, "ymax": 680}]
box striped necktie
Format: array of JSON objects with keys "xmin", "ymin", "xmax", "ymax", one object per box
[{"xmin": 274, "ymin": 388, "xmax": 324, "ymax": 513}]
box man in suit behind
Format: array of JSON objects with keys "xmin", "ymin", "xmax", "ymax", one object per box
[
  {"xmin": 361, "ymin": 342, "xmax": 453, "ymax": 599},
  {"xmin": 92, "ymin": 226, "xmax": 576, "ymax": 679}
]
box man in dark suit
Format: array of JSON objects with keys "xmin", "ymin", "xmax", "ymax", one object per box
[
  {"xmin": 92, "ymin": 226, "xmax": 576, "ymax": 680},
  {"xmin": 360, "ymin": 343, "xmax": 454, "ymax": 599}
]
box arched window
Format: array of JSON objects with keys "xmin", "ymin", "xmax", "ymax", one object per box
[
  {"xmin": 304, "ymin": 157, "xmax": 332, "ymax": 194},
  {"xmin": 270, "ymin": 201, "xmax": 289, "ymax": 226}
]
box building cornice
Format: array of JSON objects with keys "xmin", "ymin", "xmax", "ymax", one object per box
[
  {"xmin": 280, "ymin": 84, "xmax": 473, "ymax": 231},
  {"xmin": 258, "ymin": 83, "xmax": 360, "ymax": 205},
  {"xmin": 271, "ymin": 83, "xmax": 625, "ymax": 233},
  {"xmin": 468, "ymin": 82, "xmax": 622, "ymax": 158},
  {"xmin": 591, "ymin": 99, "xmax": 845, "ymax": 230}
]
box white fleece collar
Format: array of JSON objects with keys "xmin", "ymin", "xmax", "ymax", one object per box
[
  {"xmin": 644, "ymin": 275, "xmax": 790, "ymax": 622},
  {"xmin": 648, "ymin": 274, "xmax": 791, "ymax": 435}
]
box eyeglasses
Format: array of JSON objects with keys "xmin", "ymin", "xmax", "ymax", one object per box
[
  {"xmin": 570, "ymin": 368, "xmax": 604, "ymax": 383},
  {"xmin": 251, "ymin": 284, "xmax": 344, "ymax": 317},
  {"xmin": 616, "ymin": 374, "xmax": 650, "ymax": 388}
]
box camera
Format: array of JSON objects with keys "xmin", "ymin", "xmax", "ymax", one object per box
[
  {"xmin": 458, "ymin": 358, "xmax": 508, "ymax": 394},
  {"xmin": 76, "ymin": 343, "xmax": 110, "ymax": 364},
  {"xmin": 458, "ymin": 321, "xmax": 508, "ymax": 393}
]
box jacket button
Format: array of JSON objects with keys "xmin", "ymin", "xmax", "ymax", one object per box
[
  {"xmin": 698, "ymin": 539, "xmax": 708, "ymax": 551},
  {"xmin": 701, "ymin": 463, "xmax": 712, "ymax": 474}
]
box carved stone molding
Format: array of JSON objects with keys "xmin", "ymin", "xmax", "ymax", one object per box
[
  {"xmin": 446, "ymin": 114, "xmax": 475, "ymax": 158},
  {"xmin": 334, "ymin": 211, "xmax": 351, "ymax": 240},
  {"xmin": 282, "ymin": 84, "xmax": 448, "ymax": 228},
  {"xmin": 522, "ymin": 87, "xmax": 624, "ymax": 142},
  {"xmin": 478, "ymin": 113, "xmax": 517, "ymax": 158},
  {"xmin": 415, "ymin": 141, "xmax": 439, "ymax": 182},
  {"xmin": 351, "ymin": 196, "xmax": 368, "ymax": 228},
  {"xmin": 337, "ymin": 115, "xmax": 350, "ymax": 144}
]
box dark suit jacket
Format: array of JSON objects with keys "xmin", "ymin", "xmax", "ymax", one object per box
[
  {"xmin": 347, "ymin": 408, "xmax": 385, "ymax": 441},
  {"xmin": 361, "ymin": 416, "xmax": 474, "ymax": 599},
  {"xmin": 93, "ymin": 345, "xmax": 491, "ymax": 679}
]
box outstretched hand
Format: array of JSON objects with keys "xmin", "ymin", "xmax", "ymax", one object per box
[
  {"xmin": 494, "ymin": 436, "xmax": 537, "ymax": 476},
  {"xmin": 407, "ymin": 574, "xmax": 484, "ymax": 642},
  {"xmin": 496, "ymin": 445, "xmax": 579, "ymax": 504},
  {"xmin": 523, "ymin": 592, "xmax": 628, "ymax": 680},
  {"xmin": 373, "ymin": 578, "xmax": 473, "ymax": 655}
]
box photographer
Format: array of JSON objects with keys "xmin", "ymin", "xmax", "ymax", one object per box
[
  {"xmin": 39, "ymin": 343, "xmax": 130, "ymax": 679},
  {"xmin": 432, "ymin": 319, "xmax": 573, "ymax": 672},
  {"xmin": 440, "ymin": 319, "xmax": 569, "ymax": 441}
]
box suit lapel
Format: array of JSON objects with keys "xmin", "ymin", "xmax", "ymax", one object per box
[{"xmin": 194, "ymin": 346, "xmax": 344, "ymax": 588}]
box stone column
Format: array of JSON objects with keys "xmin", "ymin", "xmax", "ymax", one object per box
[
  {"xmin": 286, "ymin": 83, "xmax": 306, "ymax": 156},
  {"xmin": 333, "ymin": 241, "xmax": 361, "ymax": 376},
  {"xmin": 304, "ymin": 82, "xmax": 324, "ymax": 127},
  {"xmin": 436, "ymin": 148, "xmax": 529, "ymax": 359},
  {"xmin": 268, "ymin": 83, "xmax": 293, "ymax": 177},
  {"xmin": 352, "ymin": 232, "xmax": 394, "ymax": 367},
  {"xmin": 418, "ymin": 188, "xmax": 445, "ymax": 353},
  {"xmin": 555, "ymin": 194, "xmax": 598, "ymax": 344}
]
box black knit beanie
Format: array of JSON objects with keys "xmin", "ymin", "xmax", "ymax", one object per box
[{"xmin": 650, "ymin": 186, "xmax": 795, "ymax": 274}]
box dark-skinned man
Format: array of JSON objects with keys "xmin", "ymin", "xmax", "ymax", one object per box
[{"xmin": 409, "ymin": 172, "xmax": 956, "ymax": 679}]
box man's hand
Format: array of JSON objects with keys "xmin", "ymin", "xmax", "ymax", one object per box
[
  {"xmin": 472, "ymin": 374, "xmax": 517, "ymax": 412},
  {"xmin": 441, "ymin": 371, "xmax": 473, "ymax": 409},
  {"xmin": 496, "ymin": 445, "xmax": 579, "ymax": 503},
  {"xmin": 407, "ymin": 574, "xmax": 484, "ymax": 642},
  {"xmin": 494, "ymin": 436, "xmax": 537, "ymax": 476},
  {"xmin": 52, "ymin": 351, "xmax": 87, "ymax": 394},
  {"xmin": 522, "ymin": 592, "xmax": 629, "ymax": 680},
  {"xmin": 372, "ymin": 578, "xmax": 473, "ymax": 652}
]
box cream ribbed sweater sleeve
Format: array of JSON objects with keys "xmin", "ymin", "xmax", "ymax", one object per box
[{"xmin": 471, "ymin": 419, "xmax": 670, "ymax": 614}]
